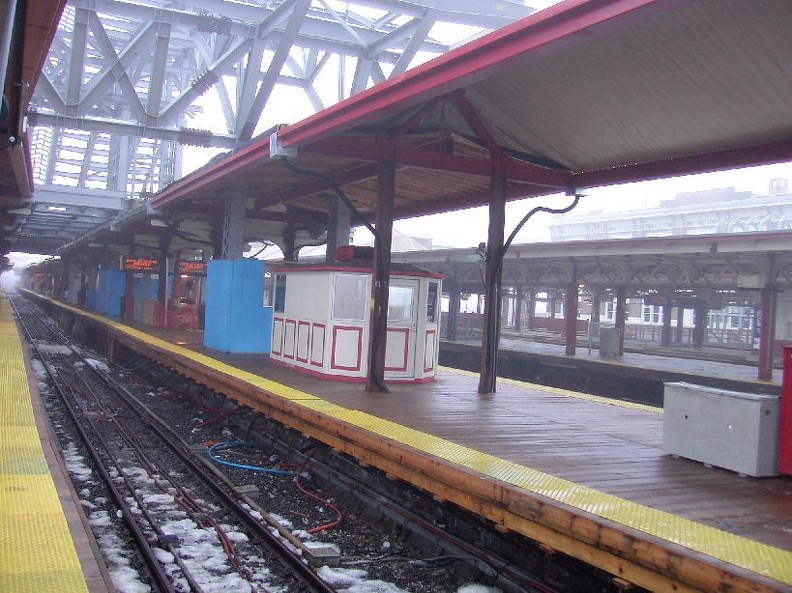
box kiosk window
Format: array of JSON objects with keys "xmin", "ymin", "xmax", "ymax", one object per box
[
  {"xmin": 388, "ymin": 285, "xmax": 414, "ymax": 323},
  {"xmin": 333, "ymin": 273, "xmax": 367, "ymax": 320},
  {"xmin": 426, "ymin": 281, "xmax": 438, "ymax": 323},
  {"xmin": 273, "ymin": 274, "xmax": 286, "ymax": 312}
]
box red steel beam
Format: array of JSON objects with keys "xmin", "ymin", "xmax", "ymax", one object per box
[
  {"xmin": 253, "ymin": 161, "xmax": 381, "ymax": 209},
  {"xmin": 574, "ymin": 139, "xmax": 792, "ymax": 190},
  {"xmin": 304, "ymin": 137, "xmax": 571, "ymax": 189}
]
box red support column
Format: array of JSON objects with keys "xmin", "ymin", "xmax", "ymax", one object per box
[
  {"xmin": 527, "ymin": 289, "xmax": 536, "ymax": 329},
  {"xmin": 366, "ymin": 136, "xmax": 395, "ymax": 392},
  {"xmin": 758, "ymin": 286, "xmax": 776, "ymax": 381},
  {"xmin": 564, "ymin": 281, "xmax": 578, "ymax": 356},
  {"xmin": 514, "ymin": 286, "xmax": 523, "ymax": 332}
]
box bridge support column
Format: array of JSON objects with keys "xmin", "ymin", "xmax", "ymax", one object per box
[
  {"xmin": 221, "ymin": 185, "xmax": 247, "ymax": 259},
  {"xmin": 283, "ymin": 223, "xmax": 297, "ymax": 262},
  {"xmin": 155, "ymin": 236, "xmax": 170, "ymax": 328},
  {"xmin": 326, "ymin": 194, "xmax": 353, "ymax": 263}
]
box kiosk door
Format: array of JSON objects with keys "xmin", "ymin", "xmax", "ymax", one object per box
[{"xmin": 385, "ymin": 279, "xmax": 418, "ymax": 378}]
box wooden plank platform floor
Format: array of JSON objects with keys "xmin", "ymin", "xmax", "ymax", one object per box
[
  {"xmin": 192, "ymin": 343, "xmax": 792, "ymax": 554},
  {"xmin": 132, "ymin": 322, "xmax": 792, "ymax": 555}
]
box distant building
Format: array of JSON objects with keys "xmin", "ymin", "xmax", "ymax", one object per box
[{"xmin": 548, "ymin": 179, "xmax": 792, "ymax": 242}]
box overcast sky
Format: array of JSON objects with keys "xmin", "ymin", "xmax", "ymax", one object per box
[{"xmin": 375, "ymin": 161, "xmax": 792, "ymax": 250}]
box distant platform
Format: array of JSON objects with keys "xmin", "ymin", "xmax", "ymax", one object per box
[{"xmin": 439, "ymin": 334, "xmax": 780, "ymax": 407}]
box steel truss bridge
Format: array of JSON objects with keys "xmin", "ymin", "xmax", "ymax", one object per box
[{"xmin": 17, "ymin": 0, "xmax": 536, "ymax": 255}]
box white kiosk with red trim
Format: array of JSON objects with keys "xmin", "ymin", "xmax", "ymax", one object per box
[{"xmin": 268, "ymin": 256, "xmax": 442, "ymax": 384}]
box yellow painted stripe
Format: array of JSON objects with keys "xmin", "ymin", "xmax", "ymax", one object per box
[{"xmin": 0, "ymin": 295, "xmax": 88, "ymax": 593}]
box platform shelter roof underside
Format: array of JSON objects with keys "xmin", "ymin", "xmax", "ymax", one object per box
[
  {"xmin": 390, "ymin": 231, "xmax": 792, "ymax": 300},
  {"xmin": 56, "ymin": 0, "xmax": 792, "ymax": 259}
]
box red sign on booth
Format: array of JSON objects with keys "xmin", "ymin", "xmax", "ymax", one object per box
[
  {"xmin": 123, "ymin": 257, "xmax": 159, "ymax": 273},
  {"xmin": 178, "ymin": 261, "xmax": 207, "ymax": 277}
]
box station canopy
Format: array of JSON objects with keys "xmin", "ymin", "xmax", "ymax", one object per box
[{"xmin": 61, "ymin": 0, "xmax": 792, "ymax": 257}]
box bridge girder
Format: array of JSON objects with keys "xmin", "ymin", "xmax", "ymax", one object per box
[{"xmin": 16, "ymin": 0, "xmax": 535, "ymax": 255}]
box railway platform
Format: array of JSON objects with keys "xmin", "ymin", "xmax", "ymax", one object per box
[
  {"xmin": 438, "ymin": 333, "xmax": 782, "ymax": 409},
  {"xmin": 0, "ymin": 292, "xmax": 111, "ymax": 593},
  {"xmin": 16, "ymin": 289, "xmax": 792, "ymax": 592}
]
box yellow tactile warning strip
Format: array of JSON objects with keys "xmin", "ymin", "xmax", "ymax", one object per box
[
  {"xmin": 0, "ymin": 295, "xmax": 89, "ymax": 593},
  {"xmin": 440, "ymin": 365, "xmax": 664, "ymax": 413},
  {"xmin": 37, "ymin": 294, "xmax": 792, "ymax": 586}
]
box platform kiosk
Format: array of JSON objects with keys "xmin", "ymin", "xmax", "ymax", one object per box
[
  {"xmin": 168, "ymin": 260, "xmax": 207, "ymax": 330},
  {"xmin": 268, "ymin": 257, "xmax": 442, "ymax": 384},
  {"xmin": 204, "ymin": 258, "xmax": 272, "ymax": 354}
]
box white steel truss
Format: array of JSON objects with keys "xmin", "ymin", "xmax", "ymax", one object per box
[
  {"xmin": 20, "ymin": 0, "xmax": 536, "ymax": 254},
  {"xmin": 29, "ymin": 0, "xmax": 533, "ymax": 190}
]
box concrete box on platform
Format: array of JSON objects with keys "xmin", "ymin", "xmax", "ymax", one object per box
[
  {"xmin": 599, "ymin": 326, "xmax": 620, "ymax": 357},
  {"xmin": 663, "ymin": 382, "xmax": 781, "ymax": 477}
]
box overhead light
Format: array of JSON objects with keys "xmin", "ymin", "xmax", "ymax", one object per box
[
  {"xmin": 47, "ymin": 205, "xmax": 67, "ymax": 212},
  {"xmin": 6, "ymin": 207, "xmax": 31, "ymax": 215}
]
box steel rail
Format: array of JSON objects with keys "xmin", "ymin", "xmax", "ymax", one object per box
[
  {"xmin": 13, "ymin": 293, "xmax": 335, "ymax": 593},
  {"xmin": 10, "ymin": 295, "xmax": 177, "ymax": 593}
]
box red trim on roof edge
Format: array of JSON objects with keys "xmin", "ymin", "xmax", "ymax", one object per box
[
  {"xmin": 150, "ymin": 134, "xmax": 273, "ymax": 210},
  {"xmin": 575, "ymin": 139, "xmax": 792, "ymax": 189}
]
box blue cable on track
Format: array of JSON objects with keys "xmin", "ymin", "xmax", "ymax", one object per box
[{"xmin": 207, "ymin": 441, "xmax": 295, "ymax": 477}]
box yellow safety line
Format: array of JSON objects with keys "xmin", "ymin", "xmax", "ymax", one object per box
[
  {"xmin": 34, "ymin": 293, "xmax": 792, "ymax": 585},
  {"xmin": 0, "ymin": 294, "xmax": 89, "ymax": 593},
  {"xmin": 440, "ymin": 365, "xmax": 664, "ymax": 413}
]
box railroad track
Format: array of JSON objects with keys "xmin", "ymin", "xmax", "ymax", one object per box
[
  {"xmin": 12, "ymin": 294, "xmax": 334, "ymax": 593},
  {"xmin": 13, "ymin": 291, "xmax": 609, "ymax": 593}
]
